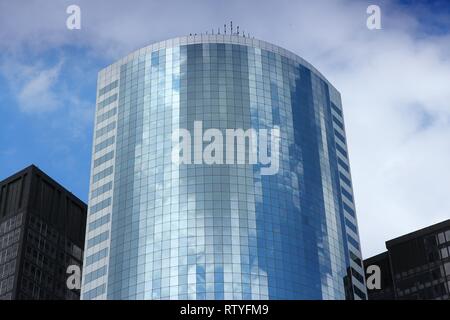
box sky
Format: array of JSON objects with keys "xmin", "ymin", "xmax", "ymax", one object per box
[{"xmin": 0, "ymin": 0, "xmax": 449, "ymax": 258}]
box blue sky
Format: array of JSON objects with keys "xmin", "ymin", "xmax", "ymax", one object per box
[
  {"xmin": 1, "ymin": 0, "xmax": 449, "ymax": 257},
  {"xmin": 0, "ymin": 44, "xmax": 100, "ymax": 200}
]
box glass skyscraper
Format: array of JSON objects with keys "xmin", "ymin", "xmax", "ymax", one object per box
[{"xmin": 81, "ymin": 35, "xmax": 367, "ymax": 300}]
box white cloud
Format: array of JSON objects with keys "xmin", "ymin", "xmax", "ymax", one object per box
[
  {"xmin": 17, "ymin": 61, "xmax": 63, "ymax": 113},
  {"xmin": 0, "ymin": 59, "xmax": 64, "ymax": 113},
  {"xmin": 0, "ymin": 57, "xmax": 95, "ymax": 144},
  {"xmin": 1, "ymin": 0, "xmax": 449, "ymax": 258}
]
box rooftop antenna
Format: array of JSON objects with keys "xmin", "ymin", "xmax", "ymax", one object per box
[
  {"xmin": 218, "ymin": 27, "xmax": 220, "ymax": 34},
  {"xmin": 231, "ymin": 21, "xmax": 233, "ymax": 34},
  {"xmin": 212, "ymin": 28, "xmax": 214, "ymax": 35},
  {"xmin": 224, "ymin": 24, "xmax": 226, "ymax": 34},
  {"xmin": 237, "ymin": 26, "xmax": 239, "ymax": 35}
]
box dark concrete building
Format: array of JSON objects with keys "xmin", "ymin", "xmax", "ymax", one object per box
[
  {"xmin": 364, "ymin": 220, "xmax": 450, "ymax": 300},
  {"xmin": 363, "ymin": 252, "xmax": 395, "ymax": 300},
  {"xmin": 0, "ymin": 165, "xmax": 87, "ymax": 300}
]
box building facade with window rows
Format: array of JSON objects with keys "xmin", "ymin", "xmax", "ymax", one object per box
[{"xmin": 82, "ymin": 35, "xmax": 366, "ymax": 300}]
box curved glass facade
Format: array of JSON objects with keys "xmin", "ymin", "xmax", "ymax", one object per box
[{"xmin": 81, "ymin": 35, "xmax": 367, "ymax": 300}]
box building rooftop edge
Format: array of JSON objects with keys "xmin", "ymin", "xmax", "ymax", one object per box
[
  {"xmin": 386, "ymin": 219, "xmax": 450, "ymax": 248},
  {"xmin": 98, "ymin": 34, "xmax": 337, "ymax": 90},
  {"xmin": 0, "ymin": 164, "xmax": 87, "ymax": 209},
  {"xmin": 363, "ymin": 251, "xmax": 389, "ymax": 263}
]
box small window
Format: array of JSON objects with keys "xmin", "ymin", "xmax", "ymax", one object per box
[
  {"xmin": 440, "ymin": 247, "xmax": 449, "ymax": 259},
  {"xmin": 445, "ymin": 230, "xmax": 450, "ymax": 242},
  {"xmin": 444, "ymin": 262, "xmax": 450, "ymax": 276},
  {"xmin": 438, "ymin": 232, "xmax": 446, "ymax": 244}
]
